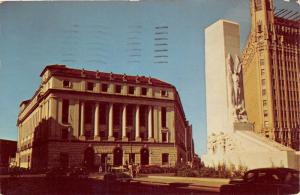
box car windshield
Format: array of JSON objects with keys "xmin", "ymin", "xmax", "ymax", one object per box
[
  {"xmin": 244, "ymin": 171, "xmax": 256, "ymax": 182},
  {"xmin": 283, "ymin": 171, "xmax": 299, "ymax": 185}
]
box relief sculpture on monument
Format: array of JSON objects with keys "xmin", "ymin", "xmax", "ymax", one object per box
[{"xmin": 226, "ymin": 54, "xmax": 247, "ymax": 122}]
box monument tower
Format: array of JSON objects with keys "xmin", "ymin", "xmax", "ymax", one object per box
[
  {"xmin": 203, "ymin": 17, "xmax": 299, "ymax": 169},
  {"xmin": 205, "ymin": 20, "xmax": 240, "ymax": 134}
]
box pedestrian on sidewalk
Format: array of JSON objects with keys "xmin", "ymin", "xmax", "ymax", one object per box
[
  {"xmin": 128, "ymin": 163, "xmax": 133, "ymax": 177},
  {"xmin": 136, "ymin": 163, "xmax": 141, "ymax": 177}
]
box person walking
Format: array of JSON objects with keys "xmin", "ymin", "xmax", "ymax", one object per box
[
  {"xmin": 128, "ymin": 163, "xmax": 133, "ymax": 177},
  {"xmin": 136, "ymin": 163, "xmax": 141, "ymax": 177}
]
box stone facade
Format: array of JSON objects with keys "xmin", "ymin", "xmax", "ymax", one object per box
[{"xmin": 17, "ymin": 65, "xmax": 193, "ymax": 169}]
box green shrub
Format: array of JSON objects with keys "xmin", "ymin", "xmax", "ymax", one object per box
[{"xmin": 176, "ymin": 163, "xmax": 247, "ymax": 178}]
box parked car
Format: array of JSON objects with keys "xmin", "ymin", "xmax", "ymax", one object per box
[
  {"xmin": 69, "ymin": 166, "xmax": 89, "ymax": 178},
  {"xmin": 45, "ymin": 167, "xmax": 68, "ymax": 178},
  {"xmin": 220, "ymin": 168, "xmax": 299, "ymax": 195},
  {"xmin": 104, "ymin": 167, "xmax": 132, "ymax": 184}
]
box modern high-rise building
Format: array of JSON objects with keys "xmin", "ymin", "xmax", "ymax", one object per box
[
  {"xmin": 242, "ymin": 0, "xmax": 300, "ymax": 150},
  {"xmin": 16, "ymin": 65, "xmax": 193, "ymax": 169}
]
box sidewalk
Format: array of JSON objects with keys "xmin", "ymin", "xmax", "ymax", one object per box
[{"xmin": 133, "ymin": 175, "xmax": 230, "ymax": 192}]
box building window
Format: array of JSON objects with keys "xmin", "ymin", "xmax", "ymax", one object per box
[
  {"xmin": 264, "ymin": 121, "xmax": 269, "ymax": 127},
  {"xmin": 265, "ymin": 134, "xmax": 269, "ymax": 138},
  {"xmin": 129, "ymin": 153, "xmax": 135, "ymax": 164},
  {"xmin": 162, "ymin": 153, "xmax": 169, "ymax": 165},
  {"xmin": 128, "ymin": 86, "xmax": 135, "ymax": 94},
  {"xmin": 161, "ymin": 107, "xmax": 167, "ymax": 128},
  {"xmin": 141, "ymin": 87, "xmax": 147, "ymax": 96},
  {"xmin": 261, "ymin": 69, "xmax": 265, "ymax": 76},
  {"xmin": 260, "ymin": 59, "xmax": 264, "ymax": 66},
  {"xmin": 100, "ymin": 105, "xmax": 107, "ymax": 125},
  {"xmin": 258, "ymin": 24, "xmax": 262, "ymax": 33},
  {"xmin": 113, "ymin": 132, "xmax": 119, "ymax": 139},
  {"xmin": 100, "ymin": 131, "xmax": 105, "ymax": 138},
  {"xmin": 126, "ymin": 132, "xmax": 132, "ymax": 140},
  {"xmin": 255, "ymin": 0, "xmax": 262, "ymax": 10},
  {"xmin": 85, "ymin": 103, "xmax": 93, "ymax": 124},
  {"xmin": 126, "ymin": 106, "xmax": 133, "ymax": 126},
  {"xmin": 115, "ymin": 85, "xmax": 121, "ymax": 93},
  {"xmin": 262, "ymin": 79, "xmax": 266, "ymax": 86},
  {"xmin": 263, "ymin": 100, "xmax": 267, "ymax": 106},
  {"xmin": 101, "ymin": 83, "xmax": 108, "ymax": 92},
  {"xmin": 262, "ymin": 89, "xmax": 266, "ymax": 96},
  {"xmin": 162, "ymin": 132, "xmax": 167, "ymax": 142},
  {"xmin": 87, "ymin": 82, "xmax": 94, "ymax": 91},
  {"xmin": 62, "ymin": 99, "xmax": 69, "ymax": 124},
  {"xmin": 264, "ymin": 110, "xmax": 268, "ymax": 117},
  {"xmin": 161, "ymin": 90, "xmax": 168, "ymax": 97},
  {"xmin": 63, "ymin": 80, "xmax": 71, "ymax": 88},
  {"xmin": 140, "ymin": 106, "xmax": 146, "ymax": 127},
  {"xmin": 61, "ymin": 128, "xmax": 68, "ymax": 140},
  {"xmin": 113, "ymin": 106, "xmax": 120, "ymax": 126}
]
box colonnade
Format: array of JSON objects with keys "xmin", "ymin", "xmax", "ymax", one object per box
[{"xmin": 79, "ymin": 102, "xmax": 154, "ymax": 141}]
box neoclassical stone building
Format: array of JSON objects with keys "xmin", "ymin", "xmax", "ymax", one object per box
[{"xmin": 17, "ymin": 65, "xmax": 193, "ymax": 169}]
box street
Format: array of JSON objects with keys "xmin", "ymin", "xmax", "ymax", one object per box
[{"xmin": 0, "ymin": 175, "xmax": 220, "ymax": 195}]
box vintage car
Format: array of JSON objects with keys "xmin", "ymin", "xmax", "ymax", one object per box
[
  {"xmin": 103, "ymin": 167, "xmax": 132, "ymax": 184},
  {"xmin": 46, "ymin": 166, "xmax": 89, "ymax": 178},
  {"xmin": 220, "ymin": 168, "xmax": 299, "ymax": 195},
  {"xmin": 45, "ymin": 167, "xmax": 68, "ymax": 178}
]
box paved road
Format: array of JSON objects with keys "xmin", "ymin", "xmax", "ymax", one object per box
[{"xmin": 0, "ymin": 175, "xmax": 220, "ymax": 194}]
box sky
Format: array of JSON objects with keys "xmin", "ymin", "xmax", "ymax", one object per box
[{"xmin": 0, "ymin": 0, "xmax": 298, "ymax": 155}]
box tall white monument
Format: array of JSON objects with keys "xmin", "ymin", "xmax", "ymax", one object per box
[
  {"xmin": 203, "ymin": 20, "xmax": 299, "ymax": 170},
  {"xmin": 205, "ymin": 20, "xmax": 247, "ymax": 134}
]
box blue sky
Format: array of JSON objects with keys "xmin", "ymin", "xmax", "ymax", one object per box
[{"xmin": 0, "ymin": 0, "xmax": 298, "ymax": 155}]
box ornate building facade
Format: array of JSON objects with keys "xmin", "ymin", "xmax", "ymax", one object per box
[
  {"xmin": 16, "ymin": 65, "xmax": 193, "ymax": 169},
  {"xmin": 242, "ymin": 0, "xmax": 300, "ymax": 150}
]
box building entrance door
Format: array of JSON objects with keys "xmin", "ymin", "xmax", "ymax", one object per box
[
  {"xmin": 140, "ymin": 148, "xmax": 149, "ymax": 165},
  {"xmin": 113, "ymin": 147, "xmax": 123, "ymax": 166},
  {"xmin": 84, "ymin": 146, "xmax": 95, "ymax": 170},
  {"xmin": 60, "ymin": 153, "xmax": 69, "ymax": 169}
]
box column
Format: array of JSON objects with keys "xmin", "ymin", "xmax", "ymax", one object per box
[
  {"xmin": 49, "ymin": 98, "xmax": 57, "ymax": 138},
  {"xmin": 153, "ymin": 106, "xmax": 159, "ymax": 142},
  {"xmin": 79, "ymin": 101, "xmax": 85, "ymax": 140},
  {"xmin": 108, "ymin": 103, "xmax": 115, "ymax": 141},
  {"xmin": 122, "ymin": 104, "xmax": 128, "ymax": 141},
  {"xmin": 135, "ymin": 105, "xmax": 141, "ymax": 141},
  {"xmin": 148, "ymin": 106, "xmax": 154, "ymax": 142},
  {"xmin": 94, "ymin": 103, "xmax": 100, "ymax": 141}
]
